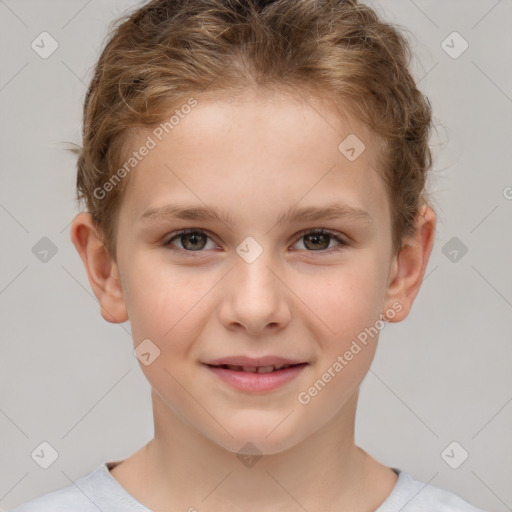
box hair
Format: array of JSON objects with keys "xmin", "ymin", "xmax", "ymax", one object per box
[{"xmin": 76, "ymin": 0, "xmax": 435, "ymax": 262}]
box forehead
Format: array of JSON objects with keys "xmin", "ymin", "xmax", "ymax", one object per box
[{"xmin": 118, "ymin": 90, "xmax": 390, "ymax": 227}]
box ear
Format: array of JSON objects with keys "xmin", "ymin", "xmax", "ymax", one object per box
[
  {"xmin": 70, "ymin": 212, "xmax": 128, "ymax": 324},
  {"xmin": 382, "ymin": 203, "xmax": 436, "ymax": 323}
]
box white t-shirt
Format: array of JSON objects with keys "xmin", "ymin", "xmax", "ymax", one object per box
[{"xmin": 8, "ymin": 461, "xmax": 486, "ymax": 511}]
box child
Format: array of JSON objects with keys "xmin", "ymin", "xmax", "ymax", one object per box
[{"xmin": 10, "ymin": 0, "xmax": 486, "ymax": 510}]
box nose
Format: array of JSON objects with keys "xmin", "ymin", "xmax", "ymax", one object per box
[{"xmin": 218, "ymin": 251, "xmax": 292, "ymax": 336}]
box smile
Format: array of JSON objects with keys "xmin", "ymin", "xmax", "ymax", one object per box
[
  {"xmin": 203, "ymin": 363, "xmax": 308, "ymax": 393},
  {"xmin": 209, "ymin": 363, "xmax": 299, "ymax": 373}
]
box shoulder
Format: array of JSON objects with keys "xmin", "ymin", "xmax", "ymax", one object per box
[
  {"xmin": 7, "ymin": 484, "xmax": 94, "ymax": 512},
  {"xmin": 378, "ymin": 469, "xmax": 487, "ymax": 512},
  {"xmin": 7, "ymin": 464, "xmax": 112, "ymax": 512}
]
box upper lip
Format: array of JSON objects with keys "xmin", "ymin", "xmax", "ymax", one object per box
[{"xmin": 202, "ymin": 356, "xmax": 307, "ymax": 367}]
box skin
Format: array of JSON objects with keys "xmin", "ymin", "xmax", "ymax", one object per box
[{"xmin": 71, "ymin": 89, "xmax": 436, "ymax": 512}]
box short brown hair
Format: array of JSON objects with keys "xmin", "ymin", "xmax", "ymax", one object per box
[{"xmin": 76, "ymin": 0, "xmax": 435, "ymax": 261}]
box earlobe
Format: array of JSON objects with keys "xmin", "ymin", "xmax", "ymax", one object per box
[
  {"xmin": 70, "ymin": 212, "xmax": 128, "ymax": 324},
  {"xmin": 383, "ymin": 204, "xmax": 436, "ymax": 323}
]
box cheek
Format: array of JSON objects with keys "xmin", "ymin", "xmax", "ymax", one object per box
[
  {"xmin": 295, "ymin": 262, "xmax": 386, "ymax": 417},
  {"xmin": 297, "ymin": 256, "xmax": 386, "ymax": 345},
  {"xmin": 125, "ymin": 262, "xmax": 213, "ymax": 353},
  {"xmin": 126, "ymin": 267, "xmax": 213, "ymax": 402}
]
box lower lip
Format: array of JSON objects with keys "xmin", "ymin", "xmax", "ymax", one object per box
[{"xmin": 203, "ymin": 364, "xmax": 308, "ymax": 393}]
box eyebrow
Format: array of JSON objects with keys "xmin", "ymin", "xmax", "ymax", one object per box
[{"xmin": 139, "ymin": 202, "xmax": 372, "ymax": 227}]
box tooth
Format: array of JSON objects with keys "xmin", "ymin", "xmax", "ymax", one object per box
[
  {"xmin": 218, "ymin": 364, "xmax": 297, "ymax": 373},
  {"xmin": 256, "ymin": 365, "xmax": 275, "ymax": 374},
  {"xmin": 242, "ymin": 366, "xmax": 258, "ymax": 373}
]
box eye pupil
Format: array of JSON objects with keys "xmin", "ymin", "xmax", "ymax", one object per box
[
  {"xmin": 182, "ymin": 232, "xmax": 206, "ymax": 250},
  {"xmin": 304, "ymin": 233, "xmax": 329, "ymax": 251}
]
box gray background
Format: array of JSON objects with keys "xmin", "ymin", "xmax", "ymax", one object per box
[{"xmin": 0, "ymin": 0, "xmax": 511, "ymax": 510}]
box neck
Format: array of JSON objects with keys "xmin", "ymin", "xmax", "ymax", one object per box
[{"xmin": 110, "ymin": 389, "xmax": 396, "ymax": 512}]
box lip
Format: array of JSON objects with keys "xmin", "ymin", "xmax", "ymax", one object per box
[
  {"xmin": 202, "ymin": 360, "xmax": 308, "ymax": 393},
  {"xmin": 203, "ymin": 355, "xmax": 306, "ymax": 367}
]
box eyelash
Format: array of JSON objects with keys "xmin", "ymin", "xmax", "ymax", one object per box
[{"xmin": 163, "ymin": 228, "xmax": 349, "ymax": 257}]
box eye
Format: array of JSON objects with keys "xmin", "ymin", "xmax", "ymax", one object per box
[
  {"xmin": 165, "ymin": 229, "xmax": 217, "ymax": 253},
  {"xmin": 163, "ymin": 228, "xmax": 349, "ymax": 256},
  {"xmin": 292, "ymin": 229, "xmax": 348, "ymax": 253}
]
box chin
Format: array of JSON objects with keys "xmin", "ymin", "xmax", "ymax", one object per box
[{"xmin": 205, "ymin": 420, "xmax": 305, "ymax": 457}]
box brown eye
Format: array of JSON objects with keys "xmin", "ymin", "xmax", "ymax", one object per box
[
  {"xmin": 166, "ymin": 230, "xmax": 214, "ymax": 251},
  {"xmin": 292, "ymin": 229, "xmax": 348, "ymax": 253},
  {"xmin": 303, "ymin": 232, "xmax": 331, "ymax": 250},
  {"xmin": 180, "ymin": 232, "xmax": 207, "ymax": 250}
]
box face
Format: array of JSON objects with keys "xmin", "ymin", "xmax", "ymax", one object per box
[{"xmin": 108, "ymin": 90, "xmax": 399, "ymax": 455}]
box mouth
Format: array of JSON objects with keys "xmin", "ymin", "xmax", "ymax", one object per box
[
  {"xmin": 205, "ymin": 363, "xmax": 307, "ymax": 373},
  {"xmin": 202, "ymin": 362, "xmax": 308, "ymax": 393}
]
